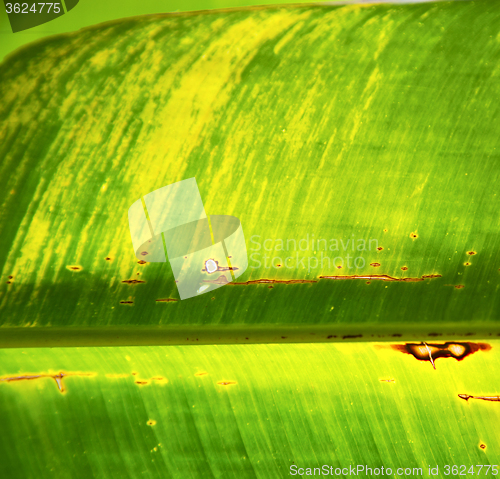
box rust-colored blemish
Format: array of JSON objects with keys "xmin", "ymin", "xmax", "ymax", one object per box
[
  {"xmin": 137, "ymin": 260, "xmax": 147, "ymax": 265},
  {"xmin": 383, "ymin": 229, "xmax": 388, "ymax": 232},
  {"xmin": 366, "ymin": 281, "xmax": 371, "ymax": 284},
  {"xmin": 121, "ymin": 279, "xmax": 146, "ymax": 284},
  {"xmin": 464, "ymin": 262, "xmax": 471, "ymax": 266},
  {"xmin": 195, "ymin": 372, "xmax": 208, "ymax": 376},
  {"xmin": 467, "ymin": 251, "xmax": 477, "ymax": 256},
  {"xmin": 458, "ymin": 394, "xmax": 500, "ymax": 403},
  {"xmin": 410, "ymin": 232, "xmax": 418, "ymax": 239},
  {"xmin": 0, "ymin": 371, "xmax": 95, "ymax": 393},
  {"xmin": 268, "ymin": 285, "xmax": 273, "ymax": 289},
  {"xmin": 105, "ymin": 257, "xmax": 111, "ymax": 261},
  {"xmin": 202, "ymin": 259, "xmax": 238, "ymax": 273},
  {"xmin": 319, "ymin": 274, "xmax": 441, "ymax": 283},
  {"xmin": 393, "ymin": 342, "xmax": 491, "ymax": 365},
  {"xmin": 337, "ymin": 265, "xmax": 342, "ymax": 269},
  {"xmin": 135, "ymin": 381, "xmax": 149, "ymax": 385},
  {"xmin": 6, "ymin": 281, "xmax": 11, "ymax": 284},
  {"xmin": 327, "ymin": 335, "xmax": 336, "ymax": 339},
  {"xmin": 455, "ymin": 285, "xmax": 465, "ymax": 289},
  {"xmin": 229, "ymin": 279, "xmax": 317, "ymax": 285},
  {"xmin": 370, "ymin": 263, "xmax": 381, "ymax": 267},
  {"xmin": 66, "ymin": 265, "xmax": 83, "ymax": 271},
  {"xmin": 401, "ymin": 266, "xmax": 408, "ymax": 271},
  {"xmin": 141, "ymin": 251, "xmax": 149, "ymax": 256},
  {"xmin": 380, "ymin": 379, "xmax": 395, "ymax": 383},
  {"xmin": 377, "ymin": 247, "xmax": 384, "ymax": 251},
  {"xmin": 120, "ymin": 301, "xmax": 134, "ymax": 305},
  {"xmin": 147, "ymin": 420, "xmax": 157, "ymax": 426},
  {"xmin": 155, "ymin": 298, "xmax": 178, "ymax": 302},
  {"xmin": 203, "ymin": 275, "xmax": 230, "ymax": 285},
  {"xmin": 131, "ymin": 372, "xmax": 138, "ymax": 376},
  {"xmin": 343, "ymin": 334, "xmax": 362, "ymax": 339},
  {"xmin": 480, "ymin": 444, "xmax": 487, "ymax": 450},
  {"xmin": 8, "ymin": 276, "xmax": 13, "ymax": 279},
  {"xmin": 217, "ymin": 381, "xmax": 237, "ymax": 386}
]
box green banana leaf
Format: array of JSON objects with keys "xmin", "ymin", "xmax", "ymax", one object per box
[
  {"xmin": 1, "ymin": 0, "xmax": 499, "ymax": 476},
  {"xmin": 1, "ymin": 342, "xmax": 500, "ymax": 477},
  {"xmin": 1, "ymin": 0, "xmax": 499, "ymax": 344}
]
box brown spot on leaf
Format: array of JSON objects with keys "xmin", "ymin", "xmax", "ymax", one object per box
[
  {"xmin": 230, "ymin": 278, "xmax": 317, "ymax": 285},
  {"xmin": 66, "ymin": 265, "xmax": 83, "ymax": 271},
  {"xmin": 217, "ymin": 381, "xmax": 237, "ymax": 386},
  {"xmin": 401, "ymin": 266, "xmax": 408, "ymax": 271},
  {"xmin": 455, "ymin": 285, "xmax": 465, "ymax": 289},
  {"xmin": 377, "ymin": 247, "xmax": 384, "ymax": 251},
  {"xmin": 141, "ymin": 251, "xmax": 149, "ymax": 256},
  {"xmin": 459, "ymin": 394, "xmax": 500, "ymax": 403},
  {"xmin": 410, "ymin": 232, "xmax": 418, "ymax": 239},
  {"xmin": 464, "ymin": 262, "xmax": 471, "ymax": 266},
  {"xmin": 203, "ymin": 275, "xmax": 230, "ymax": 285},
  {"xmin": 122, "ymin": 279, "xmax": 146, "ymax": 284},
  {"xmin": 137, "ymin": 260, "xmax": 147, "ymax": 265},
  {"xmin": 195, "ymin": 372, "xmax": 208, "ymax": 376},
  {"xmin": 120, "ymin": 301, "xmax": 134, "ymax": 305},
  {"xmin": 467, "ymin": 251, "xmax": 476, "ymax": 256},
  {"xmin": 0, "ymin": 371, "xmax": 95, "ymax": 393},
  {"xmin": 147, "ymin": 420, "xmax": 156, "ymax": 426},
  {"xmin": 8, "ymin": 276, "xmax": 13, "ymax": 279},
  {"xmin": 105, "ymin": 257, "xmax": 111, "ymax": 261},
  {"xmin": 135, "ymin": 381, "xmax": 149, "ymax": 385},
  {"xmin": 343, "ymin": 334, "xmax": 362, "ymax": 339},
  {"xmin": 380, "ymin": 379, "xmax": 395, "ymax": 383},
  {"xmin": 370, "ymin": 263, "xmax": 381, "ymax": 267},
  {"xmin": 155, "ymin": 298, "xmax": 178, "ymax": 302},
  {"xmin": 320, "ymin": 274, "xmax": 441, "ymax": 283},
  {"xmin": 480, "ymin": 444, "xmax": 486, "ymax": 450},
  {"xmin": 393, "ymin": 342, "xmax": 491, "ymax": 364}
]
